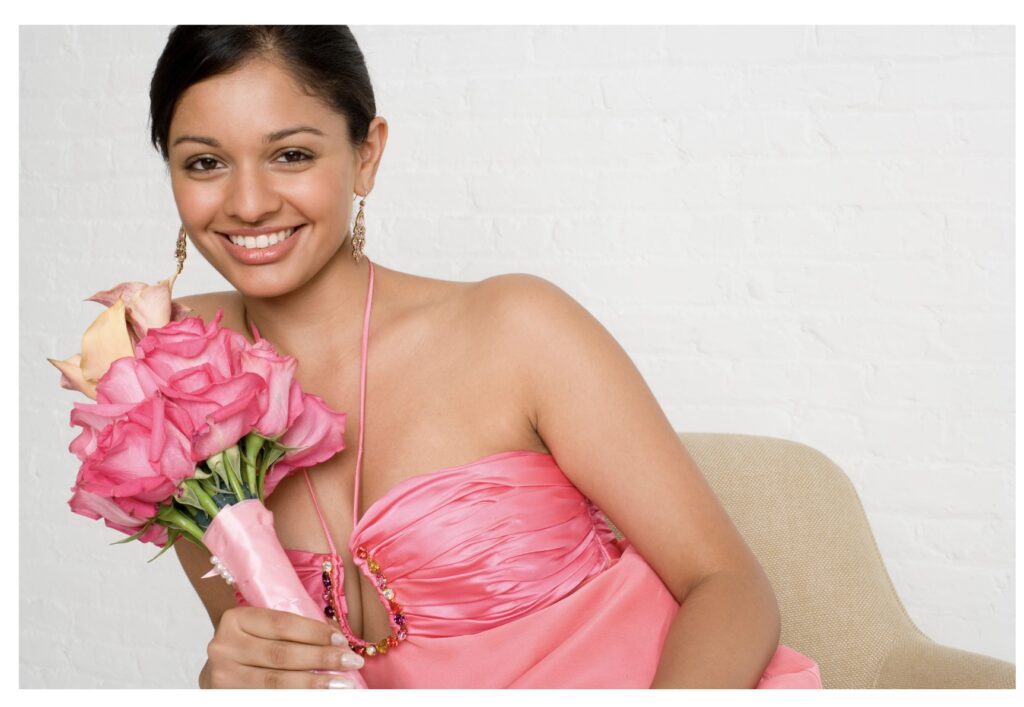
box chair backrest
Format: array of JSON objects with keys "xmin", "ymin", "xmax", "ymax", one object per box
[{"xmin": 679, "ymin": 432, "xmax": 930, "ymax": 689}]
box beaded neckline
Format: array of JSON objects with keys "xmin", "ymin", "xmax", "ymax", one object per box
[
  {"xmin": 298, "ymin": 451, "xmax": 555, "ymax": 655},
  {"xmin": 319, "ymin": 548, "xmax": 408, "ymax": 656},
  {"xmin": 297, "ymin": 258, "xmax": 409, "ymax": 657}
]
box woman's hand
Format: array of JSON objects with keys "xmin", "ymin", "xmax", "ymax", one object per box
[{"xmin": 201, "ymin": 606, "xmax": 365, "ymax": 688}]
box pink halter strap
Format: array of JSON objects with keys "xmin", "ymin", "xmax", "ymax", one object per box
[{"xmin": 301, "ymin": 258, "xmax": 375, "ymax": 557}]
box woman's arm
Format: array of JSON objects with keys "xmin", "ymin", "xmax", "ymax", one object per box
[
  {"xmin": 475, "ymin": 274, "xmax": 781, "ymax": 688},
  {"xmin": 650, "ymin": 568, "xmax": 781, "ymax": 688}
]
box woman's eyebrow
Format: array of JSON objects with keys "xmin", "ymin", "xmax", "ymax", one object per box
[{"xmin": 171, "ymin": 125, "xmax": 327, "ymax": 149}]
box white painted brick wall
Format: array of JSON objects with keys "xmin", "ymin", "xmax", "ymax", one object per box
[{"xmin": 20, "ymin": 25, "xmax": 1013, "ymax": 688}]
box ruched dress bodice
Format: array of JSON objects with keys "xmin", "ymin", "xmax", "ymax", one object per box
[{"xmin": 234, "ymin": 258, "xmax": 822, "ymax": 688}]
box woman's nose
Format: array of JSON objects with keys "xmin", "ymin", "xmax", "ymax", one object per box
[{"xmin": 222, "ymin": 165, "xmax": 283, "ymax": 223}]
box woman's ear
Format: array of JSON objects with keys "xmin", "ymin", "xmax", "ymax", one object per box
[{"xmin": 354, "ymin": 116, "xmax": 389, "ymax": 195}]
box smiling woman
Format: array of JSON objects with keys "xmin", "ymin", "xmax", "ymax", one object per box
[
  {"xmin": 150, "ymin": 27, "xmax": 383, "ymax": 299},
  {"xmin": 141, "ymin": 26, "xmax": 822, "ymax": 689}
]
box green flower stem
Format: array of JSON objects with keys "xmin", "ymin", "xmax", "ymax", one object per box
[
  {"xmin": 199, "ymin": 463, "xmax": 230, "ymax": 496},
  {"xmin": 243, "ymin": 434, "xmax": 263, "ymax": 497},
  {"xmin": 226, "ymin": 465, "xmax": 246, "ymax": 502},
  {"xmin": 244, "ymin": 463, "xmax": 257, "ymax": 498},
  {"xmin": 221, "ymin": 451, "xmax": 247, "ymax": 502},
  {"xmin": 257, "ymin": 445, "xmax": 287, "ymax": 502},
  {"xmin": 183, "ymin": 478, "xmax": 220, "ymax": 519},
  {"xmin": 157, "ymin": 505, "xmax": 205, "ymax": 545}
]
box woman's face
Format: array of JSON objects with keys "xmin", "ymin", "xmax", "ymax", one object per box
[{"xmin": 167, "ymin": 56, "xmax": 367, "ymax": 297}]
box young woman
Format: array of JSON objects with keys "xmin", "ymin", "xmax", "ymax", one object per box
[{"xmin": 152, "ymin": 25, "xmax": 822, "ymax": 689}]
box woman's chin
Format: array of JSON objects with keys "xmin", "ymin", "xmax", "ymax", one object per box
[
  {"xmin": 231, "ymin": 275, "xmax": 306, "ymax": 300},
  {"xmin": 207, "ymin": 261, "xmax": 300, "ymax": 300}
]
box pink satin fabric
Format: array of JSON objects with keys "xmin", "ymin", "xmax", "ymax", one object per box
[
  {"xmin": 235, "ymin": 452, "xmax": 823, "ymax": 688},
  {"xmin": 205, "ymin": 500, "xmax": 369, "ymax": 688},
  {"xmin": 204, "ymin": 500, "xmax": 325, "ymax": 618},
  {"xmin": 233, "ymin": 258, "xmax": 822, "ymax": 687}
]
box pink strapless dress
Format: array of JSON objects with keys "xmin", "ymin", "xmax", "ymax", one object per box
[{"xmin": 235, "ymin": 259, "xmax": 823, "ymax": 689}]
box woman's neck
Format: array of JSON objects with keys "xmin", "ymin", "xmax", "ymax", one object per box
[{"xmin": 240, "ymin": 240, "xmax": 373, "ymax": 375}]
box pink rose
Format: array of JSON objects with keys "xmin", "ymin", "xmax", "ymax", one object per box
[
  {"xmin": 135, "ymin": 308, "xmax": 249, "ymax": 383},
  {"xmin": 160, "ymin": 364, "xmax": 267, "ymax": 459},
  {"xmin": 239, "ymin": 338, "xmax": 305, "ymax": 438},
  {"xmin": 70, "ymin": 394, "xmax": 195, "ymax": 513},
  {"xmin": 67, "ymin": 488, "xmax": 168, "ymax": 546},
  {"xmin": 95, "ymin": 355, "xmax": 167, "ymax": 404},
  {"xmin": 68, "ymin": 400, "xmax": 137, "ymax": 461},
  {"xmin": 263, "ymin": 393, "xmax": 347, "ymax": 497}
]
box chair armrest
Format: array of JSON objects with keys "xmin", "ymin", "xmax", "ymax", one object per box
[{"xmin": 874, "ymin": 631, "xmax": 1015, "ymax": 689}]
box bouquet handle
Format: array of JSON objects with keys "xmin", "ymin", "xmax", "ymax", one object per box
[{"xmin": 202, "ymin": 499, "xmax": 369, "ymax": 689}]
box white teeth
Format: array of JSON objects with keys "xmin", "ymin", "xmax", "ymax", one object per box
[{"xmin": 228, "ymin": 227, "xmax": 297, "ymax": 249}]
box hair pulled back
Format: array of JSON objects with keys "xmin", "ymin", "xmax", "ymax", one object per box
[{"xmin": 148, "ymin": 25, "xmax": 376, "ymax": 161}]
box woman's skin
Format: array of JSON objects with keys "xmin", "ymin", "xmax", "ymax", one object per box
[
  {"xmin": 169, "ymin": 53, "xmax": 782, "ymax": 689},
  {"xmin": 168, "ymin": 55, "xmax": 550, "ymax": 688}
]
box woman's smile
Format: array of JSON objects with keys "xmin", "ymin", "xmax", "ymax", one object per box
[
  {"xmin": 217, "ymin": 223, "xmax": 307, "ymax": 265},
  {"xmin": 166, "ymin": 53, "xmax": 365, "ymax": 291}
]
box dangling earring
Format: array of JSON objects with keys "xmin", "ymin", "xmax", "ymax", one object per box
[
  {"xmin": 351, "ymin": 195, "xmax": 366, "ymax": 263},
  {"xmin": 176, "ymin": 225, "xmax": 188, "ymax": 275}
]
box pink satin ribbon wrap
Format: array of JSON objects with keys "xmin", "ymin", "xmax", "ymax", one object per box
[{"xmin": 202, "ymin": 499, "xmax": 368, "ymax": 688}]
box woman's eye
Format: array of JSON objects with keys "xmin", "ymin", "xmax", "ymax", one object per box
[
  {"xmin": 183, "ymin": 151, "xmax": 312, "ymax": 173},
  {"xmin": 277, "ymin": 150, "xmax": 313, "ymax": 164},
  {"xmin": 185, "ymin": 157, "xmax": 221, "ymax": 173}
]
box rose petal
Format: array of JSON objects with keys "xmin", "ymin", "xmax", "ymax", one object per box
[
  {"xmin": 126, "ymin": 275, "xmax": 176, "ymax": 341},
  {"xmin": 47, "ymin": 354, "xmax": 97, "ymax": 400},
  {"xmin": 80, "ymin": 299, "xmax": 136, "ymax": 384},
  {"xmin": 85, "ymin": 281, "xmax": 146, "ymax": 308},
  {"xmin": 95, "ymin": 356, "xmax": 166, "ymax": 405},
  {"xmin": 68, "ymin": 487, "xmax": 153, "ymax": 527}
]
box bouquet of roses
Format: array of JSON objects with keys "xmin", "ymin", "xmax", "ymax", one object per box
[{"xmin": 48, "ymin": 272, "xmax": 367, "ymax": 688}]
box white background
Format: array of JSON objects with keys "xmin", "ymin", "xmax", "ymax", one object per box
[{"xmin": 20, "ymin": 25, "xmax": 1013, "ymax": 687}]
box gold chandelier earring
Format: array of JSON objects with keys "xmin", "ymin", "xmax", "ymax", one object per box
[
  {"xmin": 176, "ymin": 225, "xmax": 188, "ymax": 275},
  {"xmin": 351, "ymin": 194, "xmax": 367, "ymax": 263}
]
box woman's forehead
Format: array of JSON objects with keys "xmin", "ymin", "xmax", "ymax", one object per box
[{"xmin": 169, "ymin": 61, "xmax": 342, "ymax": 146}]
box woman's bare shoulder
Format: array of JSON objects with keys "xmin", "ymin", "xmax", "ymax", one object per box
[
  {"xmin": 398, "ymin": 270, "xmax": 557, "ymax": 335},
  {"xmin": 173, "ymin": 290, "xmax": 241, "ymax": 323},
  {"xmin": 172, "ymin": 291, "xmax": 253, "ymax": 341},
  {"xmin": 463, "ymin": 271, "xmax": 571, "ymax": 326}
]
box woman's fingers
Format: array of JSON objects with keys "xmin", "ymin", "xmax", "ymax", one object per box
[
  {"xmin": 206, "ymin": 606, "xmax": 365, "ymax": 688},
  {"xmin": 236, "ymin": 633, "xmax": 364, "ymax": 673},
  {"xmin": 233, "ymin": 665, "xmax": 360, "ymax": 689},
  {"xmin": 224, "ymin": 606, "xmax": 363, "ymax": 664},
  {"xmin": 229, "ymin": 606, "xmax": 341, "ymax": 645}
]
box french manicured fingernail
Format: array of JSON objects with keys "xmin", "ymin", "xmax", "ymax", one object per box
[
  {"xmin": 328, "ymin": 677, "xmax": 356, "ymax": 689},
  {"xmin": 330, "ymin": 632, "xmax": 347, "ymax": 646},
  {"xmin": 341, "ymin": 652, "xmax": 365, "ymax": 669}
]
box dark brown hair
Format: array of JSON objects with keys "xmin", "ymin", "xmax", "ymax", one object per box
[{"xmin": 148, "ymin": 25, "xmax": 376, "ymax": 161}]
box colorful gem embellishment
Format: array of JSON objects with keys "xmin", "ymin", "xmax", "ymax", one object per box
[{"xmin": 320, "ymin": 546, "xmax": 409, "ymax": 658}]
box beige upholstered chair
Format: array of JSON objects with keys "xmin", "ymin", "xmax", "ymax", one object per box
[{"xmin": 680, "ymin": 432, "xmax": 1015, "ymax": 689}]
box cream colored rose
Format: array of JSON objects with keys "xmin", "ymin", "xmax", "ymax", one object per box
[{"xmin": 48, "ymin": 272, "xmax": 197, "ymax": 400}]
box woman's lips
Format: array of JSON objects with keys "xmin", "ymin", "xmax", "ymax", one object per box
[{"xmin": 219, "ymin": 225, "xmax": 305, "ymax": 265}]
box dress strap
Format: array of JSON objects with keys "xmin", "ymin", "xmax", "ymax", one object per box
[
  {"xmin": 299, "ymin": 258, "xmax": 375, "ymax": 557},
  {"xmin": 352, "ymin": 258, "xmax": 375, "ymax": 527},
  {"xmin": 302, "ymin": 468, "xmax": 339, "ymax": 557}
]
